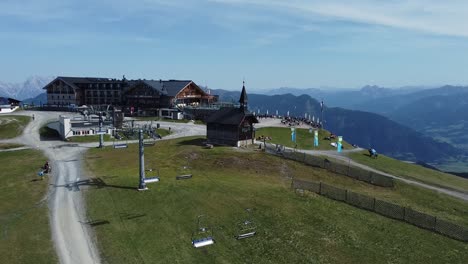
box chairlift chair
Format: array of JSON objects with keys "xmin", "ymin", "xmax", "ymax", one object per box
[
  {"xmin": 176, "ymin": 158, "xmax": 192, "ymax": 180},
  {"xmin": 113, "ymin": 131, "xmax": 128, "ymax": 149},
  {"xmin": 235, "ymin": 208, "xmax": 256, "ymax": 240},
  {"xmin": 144, "ymin": 168, "xmax": 160, "ymax": 183},
  {"xmin": 191, "ymin": 215, "xmax": 214, "ymax": 248},
  {"xmin": 143, "ymin": 137, "xmax": 156, "ymax": 147}
]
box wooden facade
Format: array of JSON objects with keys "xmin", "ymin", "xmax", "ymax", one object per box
[
  {"xmin": 43, "ymin": 77, "xmax": 217, "ymax": 116},
  {"xmin": 206, "ymin": 83, "xmax": 258, "ymax": 146},
  {"xmin": 44, "ymin": 77, "xmax": 125, "ymax": 106}
]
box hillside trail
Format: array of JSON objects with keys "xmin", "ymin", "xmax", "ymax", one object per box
[
  {"xmin": 0, "ymin": 111, "xmax": 101, "ymax": 264},
  {"xmin": 0, "ymin": 111, "xmax": 207, "ymax": 264},
  {"xmin": 255, "ymin": 118, "xmax": 468, "ymax": 202}
]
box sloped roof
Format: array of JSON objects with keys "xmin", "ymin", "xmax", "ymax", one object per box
[
  {"xmin": 206, "ymin": 107, "xmax": 258, "ymax": 125},
  {"xmin": 0, "ymin": 97, "xmax": 21, "ymax": 104},
  {"xmin": 43, "ymin": 76, "xmax": 124, "ymax": 90},
  {"xmin": 239, "ymin": 84, "xmax": 248, "ymax": 105},
  {"xmin": 142, "ymin": 80, "xmax": 192, "ymax": 97}
]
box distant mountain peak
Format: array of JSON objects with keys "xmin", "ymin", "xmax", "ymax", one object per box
[{"xmin": 0, "ymin": 76, "xmax": 54, "ymax": 100}]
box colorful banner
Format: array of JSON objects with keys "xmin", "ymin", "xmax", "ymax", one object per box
[
  {"xmin": 291, "ymin": 127, "xmax": 296, "ymax": 143},
  {"xmin": 314, "ymin": 130, "xmax": 319, "ymax": 147},
  {"xmin": 337, "ymin": 136, "xmax": 343, "ymax": 153}
]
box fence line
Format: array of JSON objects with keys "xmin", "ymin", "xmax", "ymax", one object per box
[
  {"xmin": 292, "ymin": 178, "xmax": 468, "ymax": 242},
  {"xmin": 264, "ymin": 143, "xmax": 394, "ymax": 188}
]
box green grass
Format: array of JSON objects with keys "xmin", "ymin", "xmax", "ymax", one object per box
[
  {"xmin": 84, "ymin": 137, "xmax": 468, "ymax": 264},
  {"xmin": 256, "ymin": 127, "xmax": 353, "ymax": 150},
  {"xmin": 0, "ymin": 150, "xmax": 57, "ymax": 263},
  {"xmin": 0, "ymin": 143, "xmax": 24, "ymax": 150},
  {"xmin": 348, "ymin": 150, "xmax": 468, "ymax": 193},
  {"xmin": 0, "ymin": 115, "xmax": 31, "ymax": 139}
]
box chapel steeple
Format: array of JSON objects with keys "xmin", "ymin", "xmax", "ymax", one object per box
[{"xmin": 239, "ymin": 81, "xmax": 248, "ymax": 111}]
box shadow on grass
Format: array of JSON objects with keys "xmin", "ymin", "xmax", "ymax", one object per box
[
  {"xmin": 119, "ymin": 212, "xmax": 146, "ymax": 220},
  {"xmin": 52, "ymin": 177, "xmax": 136, "ymax": 191},
  {"xmin": 176, "ymin": 138, "xmax": 206, "ymax": 146},
  {"xmin": 84, "ymin": 220, "xmax": 111, "ymax": 227}
]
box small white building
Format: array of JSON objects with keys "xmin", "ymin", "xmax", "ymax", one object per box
[
  {"xmin": 0, "ymin": 97, "xmax": 21, "ymax": 114},
  {"xmin": 58, "ymin": 115, "xmax": 112, "ymax": 139}
]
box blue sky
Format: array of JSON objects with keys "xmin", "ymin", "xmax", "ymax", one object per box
[{"xmin": 1, "ymin": 0, "xmax": 468, "ymax": 90}]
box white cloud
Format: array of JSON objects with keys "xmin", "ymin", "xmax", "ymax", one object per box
[
  {"xmin": 3, "ymin": 0, "xmax": 468, "ymax": 39},
  {"xmin": 210, "ymin": 0, "xmax": 468, "ymax": 38}
]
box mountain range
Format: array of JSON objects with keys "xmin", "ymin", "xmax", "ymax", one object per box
[
  {"xmin": 262, "ymin": 85, "xmax": 427, "ymax": 109},
  {"xmin": 3, "ymin": 77, "xmax": 467, "ymax": 169},
  {"xmin": 213, "ymin": 89, "xmax": 465, "ymax": 164},
  {"xmin": 0, "ymin": 76, "xmax": 53, "ymax": 100}
]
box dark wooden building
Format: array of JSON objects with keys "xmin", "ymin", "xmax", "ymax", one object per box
[
  {"xmin": 206, "ymin": 83, "xmax": 258, "ymax": 146},
  {"xmin": 43, "ymin": 77, "xmax": 127, "ymax": 106},
  {"xmin": 43, "ymin": 76, "xmax": 217, "ymax": 117}
]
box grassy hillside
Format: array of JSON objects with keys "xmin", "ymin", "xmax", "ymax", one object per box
[
  {"xmin": 0, "ymin": 115, "xmax": 31, "ymax": 139},
  {"xmin": 256, "ymin": 127, "xmax": 353, "ymax": 150},
  {"xmin": 0, "ymin": 150, "xmax": 57, "ymax": 263},
  {"xmin": 348, "ymin": 150, "xmax": 468, "ymax": 193},
  {"xmin": 0, "ymin": 143, "xmax": 23, "ymax": 149},
  {"xmin": 84, "ymin": 137, "xmax": 467, "ymax": 264}
]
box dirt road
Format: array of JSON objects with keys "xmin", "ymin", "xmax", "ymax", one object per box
[
  {"xmin": 0, "ymin": 112, "xmax": 208, "ymax": 264},
  {"xmin": 1, "ymin": 111, "xmax": 100, "ymax": 264}
]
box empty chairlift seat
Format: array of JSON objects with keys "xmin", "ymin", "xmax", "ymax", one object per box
[
  {"xmin": 145, "ymin": 168, "xmax": 160, "ymax": 183},
  {"xmin": 113, "ymin": 132, "xmax": 128, "ymax": 149},
  {"xmin": 191, "ymin": 215, "xmax": 214, "ymax": 248},
  {"xmin": 235, "ymin": 209, "xmax": 257, "ymax": 240},
  {"xmin": 176, "ymin": 158, "xmax": 193, "ymax": 180}
]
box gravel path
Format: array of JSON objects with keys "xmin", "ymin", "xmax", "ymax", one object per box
[
  {"xmin": 0, "ymin": 112, "xmax": 208, "ymax": 264},
  {"xmin": 0, "ymin": 111, "xmax": 101, "ymax": 264}
]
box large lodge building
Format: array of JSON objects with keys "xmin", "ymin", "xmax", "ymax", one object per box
[{"xmin": 43, "ymin": 76, "xmax": 218, "ymax": 116}]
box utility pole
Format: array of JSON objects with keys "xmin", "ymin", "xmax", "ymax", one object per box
[
  {"xmin": 138, "ymin": 129, "xmax": 147, "ymax": 191},
  {"xmin": 98, "ymin": 112, "xmax": 104, "ymax": 148}
]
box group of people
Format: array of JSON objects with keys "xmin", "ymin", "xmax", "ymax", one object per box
[
  {"xmin": 280, "ymin": 116, "xmax": 322, "ymax": 129},
  {"xmin": 257, "ymin": 135, "xmax": 272, "ymax": 141}
]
